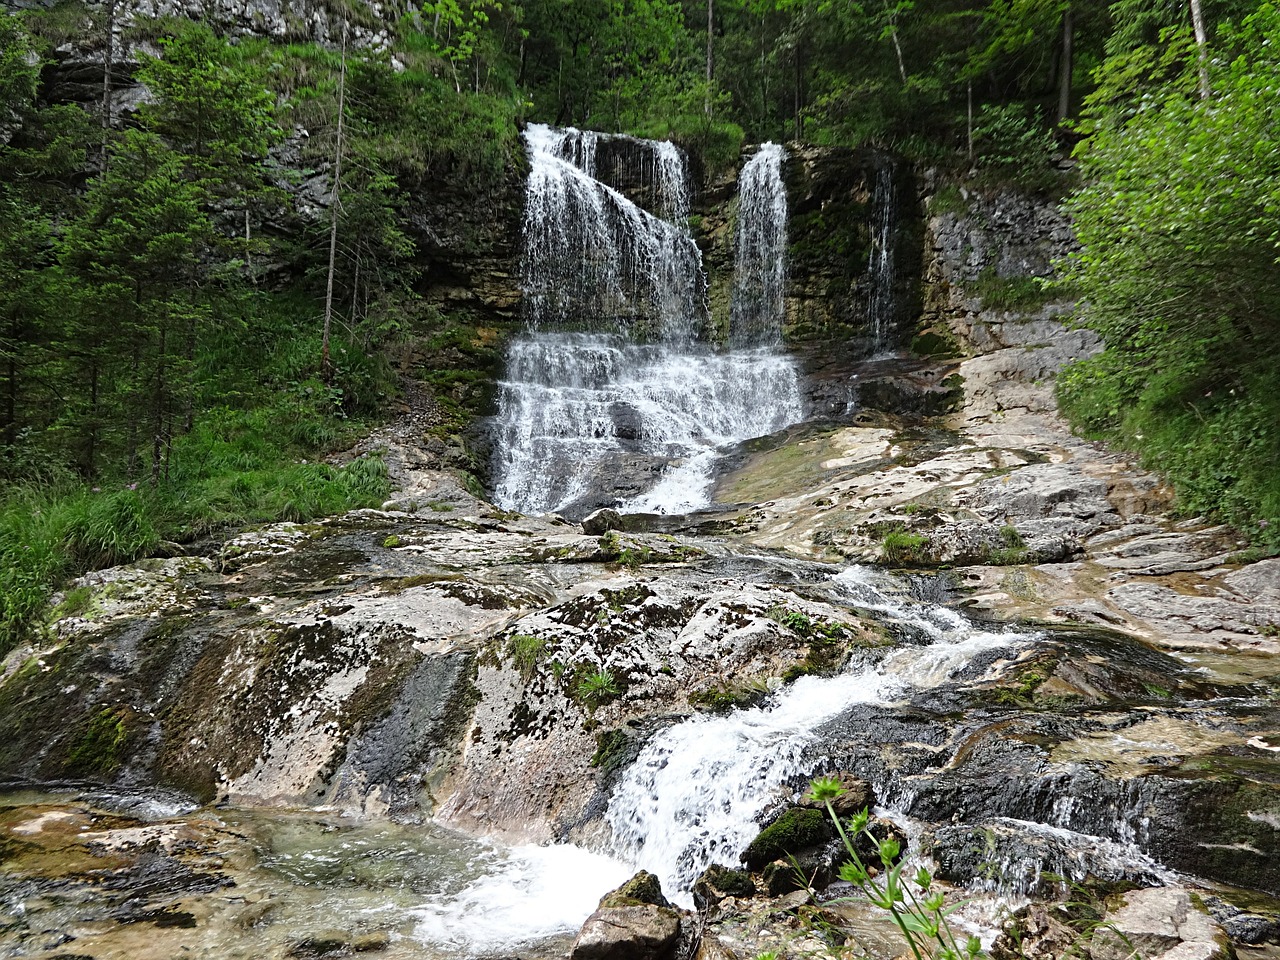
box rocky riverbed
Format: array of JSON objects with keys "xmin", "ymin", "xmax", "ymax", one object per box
[{"xmin": 2, "ymin": 190, "xmax": 1278, "ymax": 960}]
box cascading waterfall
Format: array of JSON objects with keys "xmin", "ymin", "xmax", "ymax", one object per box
[
  {"xmin": 491, "ymin": 126, "xmax": 804, "ymax": 517},
  {"xmin": 867, "ymin": 159, "xmax": 898, "ymax": 349},
  {"xmin": 520, "ymin": 124, "xmax": 703, "ymax": 336},
  {"xmin": 604, "ymin": 566, "xmax": 1029, "ymax": 904},
  {"xmin": 730, "ymin": 143, "xmax": 789, "ymax": 345}
]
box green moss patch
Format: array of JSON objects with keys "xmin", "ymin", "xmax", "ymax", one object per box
[{"xmin": 741, "ymin": 807, "xmax": 834, "ymax": 869}]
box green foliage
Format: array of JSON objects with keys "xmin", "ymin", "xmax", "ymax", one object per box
[
  {"xmin": 971, "ymin": 102, "xmax": 1060, "ymax": 192},
  {"xmin": 576, "ymin": 668, "xmax": 622, "ymax": 709},
  {"xmin": 507, "ymin": 632, "xmax": 547, "ymax": 678},
  {"xmin": 0, "ymin": 16, "xmax": 40, "ymax": 118},
  {"xmin": 881, "ymin": 529, "xmax": 932, "ymax": 565},
  {"xmin": 806, "ymin": 776, "xmax": 987, "ymax": 960},
  {"xmin": 1062, "ymin": 4, "xmax": 1280, "ymax": 548}
]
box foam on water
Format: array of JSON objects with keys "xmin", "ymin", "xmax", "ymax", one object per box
[
  {"xmin": 411, "ymin": 842, "xmax": 634, "ymax": 954},
  {"xmin": 604, "ymin": 566, "xmax": 1030, "ymax": 905}
]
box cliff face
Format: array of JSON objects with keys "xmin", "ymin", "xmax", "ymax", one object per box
[{"xmin": 692, "ymin": 144, "xmax": 923, "ymax": 350}]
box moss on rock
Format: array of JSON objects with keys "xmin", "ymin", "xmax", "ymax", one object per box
[{"xmin": 741, "ymin": 807, "xmax": 834, "ymax": 870}]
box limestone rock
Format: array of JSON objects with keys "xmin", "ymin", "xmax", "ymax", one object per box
[
  {"xmin": 582, "ymin": 508, "xmax": 625, "ymax": 535},
  {"xmin": 1089, "ymin": 887, "xmax": 1230, "ymax": 960},
  {"xmin": 571, "ymin": 904, "xmax": 682, "ymax": 960},
  {"xmin": 601, "ymin": 871, "xmax": 672, "ymax": 909}
]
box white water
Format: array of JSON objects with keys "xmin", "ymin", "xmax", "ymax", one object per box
[
  {"xmin": 492, "ymin": 334, "xmax": 804, "ymax": 515},
  {"xmin": 520, "ymin": 123, "xmax": 703, "ymax": 338},
  {"xmin": 411, "ymin": 842, "xmax": 633, "ymax": 954},
  {"xmin": 868, "ymin": 160, "xmax": 897, "ymax": 350},
  {"xmin": 604, "ymin": 566, "xmax": 1030, "ymax": 905},
  {"xmin": 493, "ymin": 128, "xmax": 804, "ymax": 517},
  {"xmin": 730, "ymin": 143, "xmax": 789, "ymax": 345}
]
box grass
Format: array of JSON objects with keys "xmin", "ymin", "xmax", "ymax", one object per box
[
  {"xmin": 1059, "ymin": 354, "xmax": 1280, "ymax": 551},
  {"xmin": 968, "ymin": 266, "xmax": 1061, "ymax": 313},
  {"xmin": 881, "ymin": 529, "xmax": 933, "ymax": 566},
  {"xmin": 0, "ymin": 450, "xmax": 390, "ymax": 657},
  {"xmin": 507, "ymin": 633, "xmax": 547, "ymax": 679},
  {"xmin": 576, "ymin": 669, "xmax": 622, "ymax": 709}
]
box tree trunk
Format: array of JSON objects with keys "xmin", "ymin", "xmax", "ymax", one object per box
[
  {"xmin": 1057, "ymin": 4, "xmax": 1073, "ymax": 124},
  {"xmin": 967, "ymin": 79, "xmax": 974, "ymax": 164},
  {"xmin": 322, "ymin": 27, "xmax": 347, "ymax": 382},
  {"xmin": 793, "ymin": 44, "xmax": 802, "ymax": 141},
  {"xmin": 1189, "ymin": 0, "xmax": 1211, "ymax": 99}
]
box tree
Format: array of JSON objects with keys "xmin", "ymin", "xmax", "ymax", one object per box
[{"xmin": 59, "ymin": 131, "xmax": 213, "ymax": 480}]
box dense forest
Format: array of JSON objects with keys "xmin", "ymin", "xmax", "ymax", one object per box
[{"xmin": 1, "ymin": 0, "xmax": 1278, "ymax": 654}]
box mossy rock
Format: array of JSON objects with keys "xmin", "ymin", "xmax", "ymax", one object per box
[
  {"xmin": 741, "ymin": 807, "xmax": 834, "ymax": 870},
  {"xmin": 599, "ymin": 870, "xmax": 671, "ymax": 909},
  {"xmin": 693, "ymin": 864, "xmax": 757, "ymax": 908}
]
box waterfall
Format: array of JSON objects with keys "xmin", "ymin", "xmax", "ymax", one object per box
[
  {"xmin": 868, "ymin": 159, "xmax": 897, "ymax": 349},
  {"xmin": 604, "ymin": 566, "xmax": 1028, "ymax": 905},
  {"xmin": 520, "ymin": 124, "xmax": 703, "ymax": 338},
  {"xmin": 491, "ymin": 127, "xmax": 804, "ymax": 518},
  {"xmin": 730, "ymin": 143, "xmax": 788, "ymax": 344}
]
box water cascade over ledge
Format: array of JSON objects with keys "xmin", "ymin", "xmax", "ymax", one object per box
[{"xmin": 491, "ymin": 126, "xmax": 805, "ymax": 517}]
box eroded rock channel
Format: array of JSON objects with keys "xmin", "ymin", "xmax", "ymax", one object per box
[{"xmin": 2, "ymin": 151, "xmax": 1278, "ymax": 960}]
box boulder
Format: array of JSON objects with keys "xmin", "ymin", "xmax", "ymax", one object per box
[
  {"xmin": 600, "ymin": 870, "xmax": 672, "ymax": 909},
  {"xmin": 1089, "ymin": 887, "xmax": 1230, "ymax": 960},
  {"xmin": 571, "ymin": 905, "xmax": 682, "ymax": 960},
  {"xmin": 741, "ymin": 807, "xmax": 833, "ymax": 870},
  {"xmin": 581, "ymin": 507, "xmax": 626, "ymax": 535}
]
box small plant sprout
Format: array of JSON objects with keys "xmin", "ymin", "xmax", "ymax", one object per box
[
  {"xmin": 577, "ymin": 669, "xmax": 621, "ymax": 709},
  {"xmin": 804, "ymin": 776, "xmax": 985, "ymax": 960}
]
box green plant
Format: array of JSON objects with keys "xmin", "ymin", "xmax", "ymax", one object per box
[
  {"xmin": 806, "ymin": 776, "xmax": 985, "ymax": 960},
  {"xmin": 577, "ymin": 669, "xmax": 621, "ymax": 709},
  {"xmin": 508, "ymin": 633, "xmax": 547, "ymax": 679},
  {"xmin": 882, "ymin": 530, "xmax": 932, "ymax": 566}
]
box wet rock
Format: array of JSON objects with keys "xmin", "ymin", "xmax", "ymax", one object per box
[
  {"xmin": 571, "ymin": 904, "xmax": 682, "ymax": 960},
  {"xmin": 926, "ymin": 820, "xmax": 1166, "ymax": 898},
  {"xmin": 694, "ymin": 931, "xmax": 740, "ymax": 960},
  {"xmin": 1203, "ymin": 896, "xmax": 1280, "ymax": 946},
  {"xmin": 800, "ymin": 771, "xmax": 876, "ymax": 817},
  {"xmin": 582, "ymin": 508, "xmax": 625, "ymax": 535},
  {"xmin": 1088, "ymin": 887, "xmax": 1230, "ymax": 960},
  {"xmin": 741, "ymin": 807, "xmax": 833, "ymax": 870},
  {"xmin": 601, "ymin": 871, "xmax": 672, "ymax": 909},
  {"xmin": 991, "ymin": 902, "xmax": 1083, "ymax": 960},
  {"xmin": 693, "ymin": 865, "xmax": 756, "ymax": 909},
  {"xmin": 761, "ymin": 859, "xmax": 805, "ymax": 897}
]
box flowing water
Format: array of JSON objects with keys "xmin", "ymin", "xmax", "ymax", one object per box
[
  {"xmin": 868, "ymin": 159, "xmax": 898, "ymax": 350},
  {"xmin": 730, "ymin": 143, "xmax": 789, "ymax": 345},
  {"xmin": 604, "ymin": 566, "xmax": 1030, "ymax": 905},
  {"xmin": 492, "ymin": 127, "xmax": 804, "ymax": 517}
]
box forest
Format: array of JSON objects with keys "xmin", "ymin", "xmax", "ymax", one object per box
[{"xmin": 1, "ymin": 0, "xmax": 1278, "ymax": 655}]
